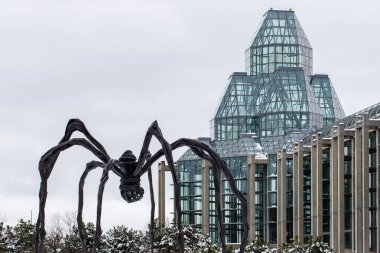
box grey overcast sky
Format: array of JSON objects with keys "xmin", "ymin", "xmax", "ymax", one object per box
[{"xmin": 0, "ymin": 0, "xmax": 379, "ymax": 231}]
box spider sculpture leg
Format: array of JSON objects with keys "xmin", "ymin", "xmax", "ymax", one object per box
[
  {"xmin": 77, "ymin": 161, "xmax": 106, "ymax": 252},
  {"xmin": 92, "ymin": 159, "xmax": 115, "ymax": 253},
  {"xmin": 186, "ymin": 146, "xmax": 226, "ymax": 251},
  {"xmin": 35, "ymin": 138, "xmax": 110, "ymax": 253},
  {"xmin": 35, "ymin": 119, "xmax": 117, "ymax": 253},
  {"xmin": 60, "ymin": 119, "xmax": 110, "ymax": 157},
  {"xmin": 145, "ymin": 152, "xmax": 155, "ymax": 253},
  {"xmin": 138, "ymin": 137, "xmax": 249, "ymax": 253},
  {"xmin": 187, "ymin": 147, "xmax": 226, "ymax": 252},
  {"xmin": 58, "ymin": 119, "xmax": 123, "ymax": 177},
  {"xmin": 147, "ymin": 168, "xmax": 155, "ymax": 253},
  {"xmin": 185, "ymin": 145, "xmax": 248, "ymax": 253},
  {"xmin": 134, "ymin": 121, "xmax": 185, "ymax": 253},
  {"xmin": 184, "ymin": 142, "xmax": 248, "ymax": 253},
  {"xmin": 91, "ymin": 158, "xmax": 155, "ymax": 253},
  {"xmin": 212, "ymin": 163, "xmax": 225, "ymax": 250},
  {"xmin": 90, "ymin": 155, "xmax": 155, "ymax": 253}
]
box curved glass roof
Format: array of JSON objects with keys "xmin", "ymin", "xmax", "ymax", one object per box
[{"xmin": 303, "ymin": 102, "xmax": 380, "ymax": 144}]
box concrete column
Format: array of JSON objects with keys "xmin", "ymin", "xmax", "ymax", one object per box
[
  {"xmin": 292, "ymin": 143, "xmax": 299, "ymax": 239},
  {"xmin": 362, "ymin": 114, "xmax": 370, "ymax": 253},
  {"xmin": 219, "ymin": 170, "xmax": 224, "ymax": 237},
  {"xmin": 350, "ymin": 137, "xmax": 356, "ymax": 252},
  {"xmin": 316, "ymin": 133, "xmax": 324, "ymax": 237},
  {"xmin": 158, "ymin": 161, "xmax": 166, "ymax": 227},
  {"xmin": 202, "ymin": 160, "xmax": 211, "ymax": 235},
  {"xmin": 277, "ymin": 149, "xmax": 287, "ymax": 246},
  {"xmin": 337, "ymin": 124, "xmax": 345, "ymax": 253},
  {"xmin": 293, "ymin": 141, "xmax": 304, "ymax": 243},
  {"xmin": 354, "ymin": 117, "xmax": 363, "ymax": 253},
  {"xmin": 311, "ymin": 133, "xmax": 323, "ymax": 238},
  {"xmin": 330, "ymin": 128, "xmax": 338, "ymax": 251},
  {"xmin": 331, "ymin": 124, "xmax": 344, "ymax": 253},
  {"xmin": 173, "ymin": 163, "xmax": 178, "ymax": 224},
  {"xmin": 247, "ymin": 155, "xmax": 256, "ymax": 243},
  {"xmin": 311, "ymin": 135, "xmax": 317, "ymax": 238},
  {"xmin": 376, "ymin": 128, "xmax": 380, "ymax": 253}
]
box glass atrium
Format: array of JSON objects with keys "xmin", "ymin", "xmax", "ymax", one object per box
[{"xmin": 178, "ymin": 9, "xmax": 346, "ymax": 244}]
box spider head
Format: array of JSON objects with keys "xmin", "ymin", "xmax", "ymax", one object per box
[{"xmin": 118, "ymin": 150, "xmax": 144, "ymax": 203}]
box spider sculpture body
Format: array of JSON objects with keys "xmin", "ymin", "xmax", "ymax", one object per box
[{"xmin": 34, "ymin": 119, "xmax": 249, "ymax": 253}]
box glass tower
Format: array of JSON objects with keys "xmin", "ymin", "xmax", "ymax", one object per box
[
  {"xmin": 245, "ymin": 9, "xmax": 312, "ymax": 77},
  {"xmin": 178, "ymin": 9, "xmax": 346, "ymax": 244}
]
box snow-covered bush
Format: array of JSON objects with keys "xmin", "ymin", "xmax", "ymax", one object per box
[
  {"xmin": 55, "ymin": 222, "xmax": 106, "ymax": 252},
  {"xmin": 0, "ymin": 219, "xmax": 35, "ymax": 253},
  {"xmin": 0, "ymin": 216, "xmax": 336, "ymax": 253},
  {"xmin": 0, "ymin": 222, "xmax": 7, "ymax": 252},
  {"xmin": 277, "ymin": 238, "xmax": 305, "ymax": 253},
  {"xmin": 305, "ymin": 238, "xmax": 333, "ymax": 253},
  {"xmin": 241, "ymin": 237, "xmax": 333, "ymax": 253},
  {"xmin": 153, "ymin": 221, "xmax": 219, "ymax": 253},
  {"xmin": 105, "ymin": 225, "xmax": 145, "ymax": 252},
  {"xmin": 243, "ymin": 238, "xmax": 275, "ymax": 253}
]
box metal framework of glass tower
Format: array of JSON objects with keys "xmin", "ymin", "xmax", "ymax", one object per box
[
  {"xmin": 178, "ymin": 9, "xmax": 346, "ymax": 245},
  {"xmin": 245, "ymin": 9, "xmax": 312, "ymax": 77}
]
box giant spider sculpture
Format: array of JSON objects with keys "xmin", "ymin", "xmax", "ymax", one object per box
[{"xmin": 34, "ymin": 119, "xmax": 249, "ymax": 253}]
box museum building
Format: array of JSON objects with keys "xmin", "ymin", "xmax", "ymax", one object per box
[{"xmin": 157, "ymin": 9, "xmax": 380, "ymax": 253}]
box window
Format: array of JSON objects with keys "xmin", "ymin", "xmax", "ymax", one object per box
[
  {"xmin": 268, "ymin": 192, "xmax": 277, "ymax": 206},
  {"xmin": 268, "ymin": 178, "xmax": 277, "ymax": 191}
]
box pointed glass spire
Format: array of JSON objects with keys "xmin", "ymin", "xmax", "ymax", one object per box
[{"xmin": 245, "ymin": 9, "xmax": 313, "ymax": 77}]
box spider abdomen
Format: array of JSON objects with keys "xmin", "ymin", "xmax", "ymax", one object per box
[{"xmin": 119, "ymin": 176, "xmax": 144, "ymax": 203}]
